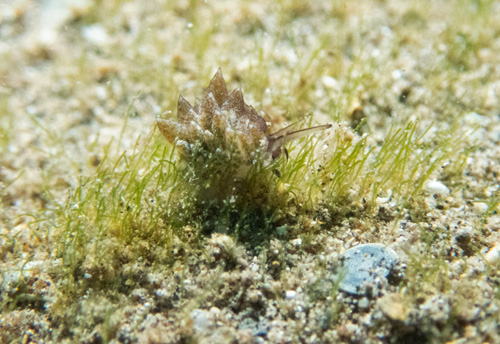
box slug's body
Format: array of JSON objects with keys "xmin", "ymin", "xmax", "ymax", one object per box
[{"xmin": 157, "ymin": 69, "xmax": 331, "ymax": 159}]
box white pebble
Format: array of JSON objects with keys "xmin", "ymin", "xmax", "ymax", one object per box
[
  {"xmin": 359, "ymin": 297, "xmax": 369, "ymax": 309},
  {"xmin": 463, "ymin": 112, "xmax": 491, "ymax": 127},
  {"xmin": 423, "ymin": 180, "xmax": 449, "ymax": 195},
  {"xmin": 82, "ymin": 24, "xmax": 110, "ymax": 46},
  {"xmin": 322, "ymin": 76, "xmax": 340, "ymax": 90},
  {"xmin": 485, "ymin": 245, "xmax": 500, "ymax": 264},
  {"xmin": 472, "ymin": 202, "xmax": 489, "ymax": 214},
  {"xmin": 210, "ymin": 307, "xmax": 221, "ymax": 315},
  {"xmin": 190, "ymin": 309, "xmax": 212, "ymax": 332},
  {"xmin": 392, "ymin": 69, "xmax": 402, "ymax": 79},
  {"xmin": 285, "ymin": 290, "xmax": 296, "ymax": 299}
]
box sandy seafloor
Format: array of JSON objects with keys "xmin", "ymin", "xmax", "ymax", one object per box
[{"xmin": 2, "ymin": 0, "xmax": 500, "ymax": 343}]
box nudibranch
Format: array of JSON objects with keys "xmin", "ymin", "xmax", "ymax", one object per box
[{"xmin": 157, "ymin": 69, "xmax": 332, "ymax": 159}]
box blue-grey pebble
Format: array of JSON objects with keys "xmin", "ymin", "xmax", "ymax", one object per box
[{"xmin": 337, "ymin": 243, "xmax": 399, "ymax": 295}]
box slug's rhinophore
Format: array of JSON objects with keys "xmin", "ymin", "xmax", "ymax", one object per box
[{"xmin": 157, "ymin": 68, "xmax": 332, "ymax": 159}]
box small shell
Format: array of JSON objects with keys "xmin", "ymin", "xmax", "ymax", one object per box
[{"xmin": 157, "ymin": 68, "xmax": 332, "ymax": 159}]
